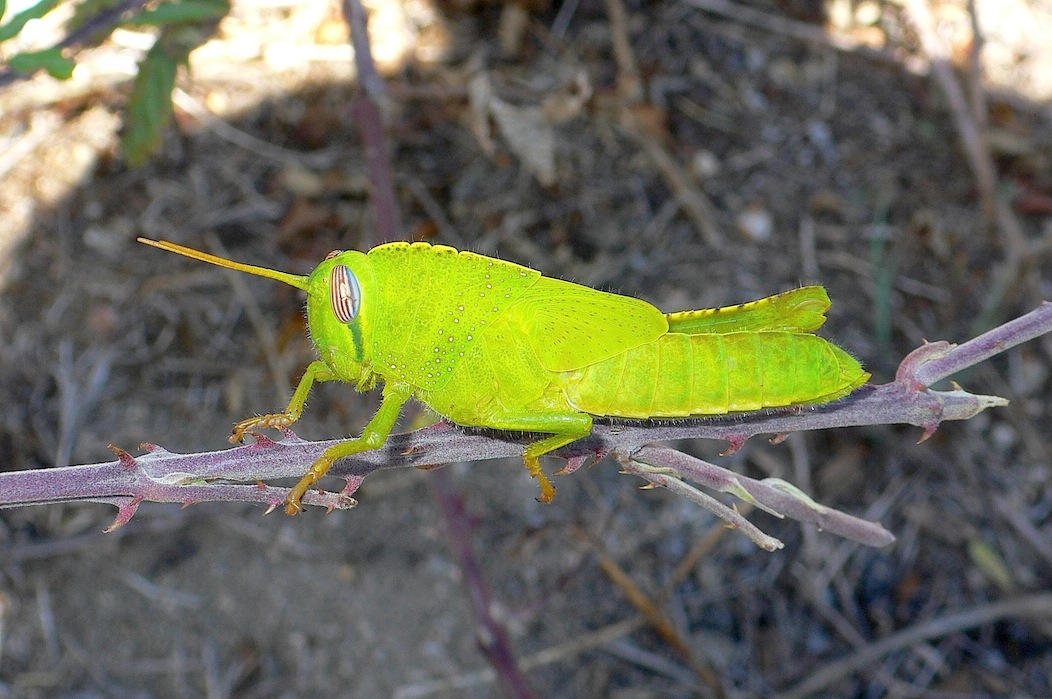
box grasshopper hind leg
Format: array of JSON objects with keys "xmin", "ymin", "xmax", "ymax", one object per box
[{"xmin": 485, "ymin": 412, "xmax": 594, "ymax": 503}]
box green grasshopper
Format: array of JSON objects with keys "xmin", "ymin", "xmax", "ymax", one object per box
[{"xmin": 139, "ymin": 238, "xmax": 869, "ymax": 513}]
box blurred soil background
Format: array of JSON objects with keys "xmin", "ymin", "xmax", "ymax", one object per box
[{"xmin": 1, "ymin": 0, "xmax": 1052, "ymax": 696}]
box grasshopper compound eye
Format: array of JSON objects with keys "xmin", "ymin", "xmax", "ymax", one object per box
[
  {"xmin": 325, "ymin": 250, "xmax": 344, "ymax": 260},
  {"xmin": 330, "ymin": 265, "xmax": 362, "ymax": 323}
]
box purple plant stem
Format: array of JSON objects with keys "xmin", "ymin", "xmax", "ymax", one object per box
[
  {"xmin": 618, "ymin": 453, "xmax": 786, "ymax": 551},
  {"xmin": 338, "ymin": 5, "xmax": 525, "ymax": 693},
  {"xmin": 911, "ymin": 302, "xmax": 1052, "ymax": 388},
  {"xmin": 0, "ymin": 373, "xmax": 989, "ymax": 509},
  {"xmin": 343, "ymin": 0, "xmax": 401, "ymax": 246},
  {"xmin": 631, "ymin": 446, "xmax": 896, "ymax": 548},
  {"xmin": 432, "ymin": 470, "xmax": 536, "ymax": 698}
]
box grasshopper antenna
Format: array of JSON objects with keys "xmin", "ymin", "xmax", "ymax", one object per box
[{"xmin": 137, "ymin": 238, "xmax": 310, "ymax": 292}]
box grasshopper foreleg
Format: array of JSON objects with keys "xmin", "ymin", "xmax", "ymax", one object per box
[
  {"xmin": 230, "ymin": 361, "xmax": 336, "ymax": 442},
  {"xmin": 284, "ymin": 387, "xmax": 409, "ymax": 515},
  {"xmin": 484, "ymin": 412, "xmax": 594, "ymax": 503}
]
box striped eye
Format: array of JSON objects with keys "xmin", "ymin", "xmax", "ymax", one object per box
[
  {"xmin": 325, "ymin": 250, "xmax": 344, "ymax": 260},
  {"xmin": 330, "ymin": 265, "xmax": 361, "ymax": 323}
]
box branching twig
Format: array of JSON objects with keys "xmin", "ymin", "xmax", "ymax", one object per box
[
  {"xmin": 0, "ymin": 0, "xmax": 149, "ymax": 89},
  {"xmin": 432, "ymin": 470, "xmax": 535, "ymax": 698},
  {"xmin": 343, "ymin": 0, "xmax": 401, "ymax": 246},
  {"xmin": 622, "ymin": 447, "xmax": 893, "ymax": 549},
  {"xmin": 337, "ymin": 4, "xmax": 527, "ymax": 694},
  {"xmin": 778, "ymin": 592, "xmax": 1052, "ymax": 699},
  {"xmin": 897, "ymin": 0, "xmax": 1032, "ymax": 330},
  {"xmin": 682, "ymin": 0, "xmax": 927, "ymax": 74},
  {"xmin": 2, "ymin": 301, "xmax": 1049, "ymax": 545}
]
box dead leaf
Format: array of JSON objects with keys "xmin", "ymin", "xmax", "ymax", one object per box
[
  {"xmin": 467, "ymin": 71, "xmax": 557, "ymax": 187},
  {"xmin": 488, "ymin": 98, "xmax": 556, "ymax": 187}
]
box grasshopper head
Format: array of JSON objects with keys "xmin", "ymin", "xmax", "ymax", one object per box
[
  {"xmin": 304, "ymin": 249, "xmax": 376, "ymax": 385},
  {"xmin": 138, "ymin": 238, "xmax": 375, "ymax": 386}
]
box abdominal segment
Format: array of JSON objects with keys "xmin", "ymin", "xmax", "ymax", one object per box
[{"xmin": 564, "ymin": 332, "xmax": 869, "ymax": 419}]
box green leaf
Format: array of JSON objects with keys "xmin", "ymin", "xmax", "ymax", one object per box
[
  {"xmin": 0, "ymin": 0, "xmax": 59, "ymax": 42},
  {"xmin": 121, "ymin": 41, "xmax": 180, "ymax": 167},
  {"xmin": 968, "ymin": 539, "xmax": 1015, "ymax": 592},
  {"xmin": 8, "ymin": 46, "xmax": 75, "ymax": 78},
  {"xmin": 122, "ymin": 0, "xmax": 229, "ymax": 27},
  {"xmin": 119, "ymin": 1, "xmax": 231, "ymax": 166}
]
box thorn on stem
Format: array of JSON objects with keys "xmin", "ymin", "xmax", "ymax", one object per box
[
  {"xmin": 554, "ymin": 453, "xmax": 594, "ymax": 476},
  {"xmin": 278, "ymin": 427, "xmax": 304, "ymax": 443},
  {"xmin": 341, "ymin": 475, "xmax": 365, "ymax": 498},
  {"xmin": 104, "ymin": 495, "xmax": 144, "ymax": 532},
  {"xmin": 721, "ymin": 435, "xmax": 748, "ymax": 456},
  {"xmin": 244, "ymin": 431, "xmax": 277, "ymax": 448},
  {"xmin": 917, "ymin": 423, "xmax": 939, "ymax": 443},
  {"xmin": 107, "ymin": 444, "xmax": 136, "ymax": 469}
]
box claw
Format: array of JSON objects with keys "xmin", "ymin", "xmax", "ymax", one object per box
[
  {"xmin": 525, "ymin": 455, "xmax": 557, "ymax": 503},
  {"xmin": 230, "ymin": 413, "xmax": 294, "ymax": 444},
  {"xmin": 284, "ymin": 455, "xmax": 335, "ymax": 515},
  {"xmin": 535, "ymin": 478, "xmax": 557, "ymax": 504}
]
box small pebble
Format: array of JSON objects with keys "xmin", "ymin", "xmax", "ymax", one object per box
[{"xmin": 736, "ymin": 204, "xmax": 774, "ymax": 242}]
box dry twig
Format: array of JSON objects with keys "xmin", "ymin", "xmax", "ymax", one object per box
[
  {"xmin": 779, "ymin": 593, "xmax": 1052, "ymax": 699},
  {"xmin": 894, "ymin": 1, "xmax": 1032, "ymax": 329}
]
